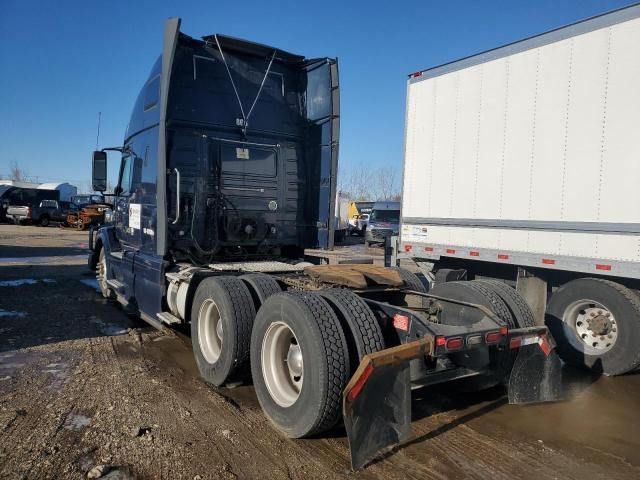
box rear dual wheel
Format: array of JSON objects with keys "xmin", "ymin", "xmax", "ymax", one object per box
[
  {"xmin": 431, "ymin": 279, "xmax": 534, "ymax": 391},
  {"xmin": 251, "ymin": 291, "xmax": 350, "ymax": 437},
  {"xmin": 191, "ymin": 276, "xmax": 256, "ymax": 386}
]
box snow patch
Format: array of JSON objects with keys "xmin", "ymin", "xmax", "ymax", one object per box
[
  {"xmin": 0, "ymin": 278, "xmax": 57, "ymax": 287},
  {"xmin": 79, "ymin": 278, "xmax": 100, "ymax": 292},
  {"xmin": 0, "ymin": 310, "xmax": 27, "ymax": 318}
]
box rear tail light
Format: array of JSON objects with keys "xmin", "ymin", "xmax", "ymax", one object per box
[
  {"xmin": 26, "ymin": 207, "xmax": 32, "ymax": 218},
  {"xmin": 436, "ymin": 336, "xmax": 446, "ymax": 347},
  {"xmin": 509, "ymin": 337, "xmax": 522, "ymax": 349},
  {"xmin": 485, "ymin": 331, "xmax": 502, "ymax": 344},
  {"xmin": 446, "ymin": 337, "xmax": 464, "ymax": 350}
]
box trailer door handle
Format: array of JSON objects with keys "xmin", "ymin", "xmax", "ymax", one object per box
[{"xmin": 171, "ymin": 168, "xmax": 180, "ymax": 225}]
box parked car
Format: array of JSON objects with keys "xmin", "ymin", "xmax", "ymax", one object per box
[
  {"xmin": 348, "ymin": 213, "xmax": 369, "ymax": 236},
  {"xmin": 7, "ymin": 199, "xmax": 78, "ymax": 226},
  {"xmin": 71, "ymin": 194, "xmax": 105, "ymax": 208},
  {"xmin": 365, "ymin": 201, "xmax": 400, "ymax": 247}
]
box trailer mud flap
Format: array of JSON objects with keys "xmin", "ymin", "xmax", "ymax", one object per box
[
  {"xmin": 508, "ymin": 335, "xmax": 563, "ymax": 405},
  {"xmin": 343, "ymin": 338, "xmax": 433, "ymax": 470}
]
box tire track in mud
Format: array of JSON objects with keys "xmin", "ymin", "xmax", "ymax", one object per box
[{"xmin": 133, "ymin": 334, "xmax": 349, "ymax": 479}]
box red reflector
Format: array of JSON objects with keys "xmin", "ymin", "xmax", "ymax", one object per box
[
  {"xmin": 485, "ymin": 331, "xmax": 501, "ymax": 343},
  {"xmin": 542, "ymin": 258, "xmax": 555, "ymax": 265},
  {"xmin": 446, "ymin": 337, "xmax": 464, "ymax": 350},
  {"xmin": 470, "ymin": 251, "xmax": 480, "ymax": 257},
  {"xmin": 347, "ymin": 363, "xmax": 374, "ymax": 402},
  {"xmin": 425, "ymin": 246, "xmax": 434, "ymax": 252},
  {"xmin": 499, "ymin": 326, "xmax": 508, "ymax": 336},
  {"xmin": 404, "ymin": 244, "xmax": 413, "ymax": 253},
  {"xmin": 538, "ymin": 335, "xmax": 552, "ymax": 356},
  {"xmin": 596, "ymin": 264, "xmax": 612, "ymax": 271},
  {"xmin": 509, "ymin": 337, "xmax": 522, "ymax": 349},
  {"xmin": 436, "ymin": 336, "xmax": 446, "ymax": 347},
  {"xmin": 498, "ymin": 254, "xmax": 509, "ymax": 260},
  {"xmin": 446, "ymin": 249, "xmax": 456, "ymax": 254},
  {"xmin": 411, "ymin": 71, "xmax": 423, "ymax": 78},
  {"xmin": 392, "ymin": 314, "xmax": 410, "ymax": 332}
]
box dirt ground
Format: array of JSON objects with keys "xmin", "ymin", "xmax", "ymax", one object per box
[{"xmin": 1, "ymin": 224, "xmax": 639, "ymax": 480}]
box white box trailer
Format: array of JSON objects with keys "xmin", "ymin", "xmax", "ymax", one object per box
[{"xmin": 398, "ymin": 3, "xmax": 640, "ymax": 376}]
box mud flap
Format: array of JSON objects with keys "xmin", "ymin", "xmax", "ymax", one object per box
[
  {"xmin": 508, "ymin": 335, "xmax": 563, "ymax": 404},
  {"xmin": 344, "ymin": 362, "xmax": 411, "ymax": 470}
]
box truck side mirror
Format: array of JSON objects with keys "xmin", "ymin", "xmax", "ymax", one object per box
[{"xmin": 92, "ymin": 151, "xmax": 108, "ymax": 192}]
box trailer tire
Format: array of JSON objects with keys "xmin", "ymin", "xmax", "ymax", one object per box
[
  {"xmin": 240, "ymin": 273, "xmax": 282, "ymax": 310},
  {"xmin": 318, "ymin": 288, "xmax": 385, "ymax": 373},
  {"xmin": 546, "ymin": 278, "xmax": 640, "ymax": 376},
  {"xmin": 391, "ymin": 267, "xmax": 428, "ymax": 293},
  {"xmin": 251, "ymin": 291, "xmax": 349, "ymax": 438},
  {"xmin": 191, "ymin": 276, "xmax": 256, "ymax": 387},
  {"xmin": 476, "ymin": 279, "xmax": 535, "ymax": 328}
]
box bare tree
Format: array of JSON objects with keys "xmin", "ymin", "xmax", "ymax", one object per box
[
  {"xmin": 339, "ymin": 164, "xmax": 401, "ymax": 202},
  {"xmin": 9, "ymin": 161, "xmax": 28, "ymax": 182},
  {"xmin": 372, "ymin": 166, "xmax": 397, "ymax": 201}
]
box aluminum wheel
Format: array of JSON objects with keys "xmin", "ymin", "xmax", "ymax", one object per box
[
  {"xmin": 562, "ymin": 299, "xmax": 618, "ymax": 354},
  {"xmin": 198, "ymin": 299, "xmax": 224, "ymax": 364},
  {"xmin": 261, "ymin": 322, "xmax": 303, "ymax": 407}
]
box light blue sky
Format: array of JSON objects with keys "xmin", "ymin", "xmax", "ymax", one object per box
[{"xmin": 0, "ymin": 0, "xmax": 634, "ymax": 191}]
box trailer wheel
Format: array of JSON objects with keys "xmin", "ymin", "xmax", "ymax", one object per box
[
  {"xmin": 240, "ymin": 273, "xmax": 282, "ymax": 310},
  {"xmin": 191, "ymin": 276, "xmax": 256, "ymax": 386},
  {"xmin": 96, "ymin": 248, "xmax": 115, "ymax": 299},
  {"xmin": 546, "ymin": 278, "xmax": 640, "ymax": 375},
  {"xmin": 251, "ymin": 291, "xmax": 349, "ymax": 438},
  {"xmin": 431, "ymin": 281, "xmax": 517, "ymax": 391},
  {"xmin": 318, "ymin": 288, "xmax": 385, "ymax": 372},
  {"xmin": 391, "ymin": 267, "xmax": 428, "ymax": 293},
  {"xmin": 476, "ymin": 279, "xmax": 535, "ymax": 328}
]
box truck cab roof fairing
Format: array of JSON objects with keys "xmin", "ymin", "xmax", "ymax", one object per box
[{"xmin": 200, "ymin": 34, "xmax": 305, "ymax": 63}]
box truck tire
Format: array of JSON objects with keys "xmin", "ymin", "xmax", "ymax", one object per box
[
  {"xmin": 318, "ymin": 288, "xmax": 385, "ymax": 373},
  {"xmin": 191, "ymin": 276, "xmax": 256, "ymax": 387},
  {"xmin": 96, "ymin": 248, "xmax": 115, "ymax": 299},
  {"xmin": 39, "ymin": 215, "xmax": 50, "ymax": 227},
  {"xmin": 431, "ymin": 280, "xmax": 516, "ymax": 391},
  {"xmin": 476, "ymin": 279, "xmax": 535, "ymax": 328},
  {"xmin": 250, "ymin": 291, "xmax": 349, "ymax": 438},
  {"xmin": 240, "ymin": 273, "xmax": 282, "ymax": 310},
  {"xmin": 546, "ymin": 278, "xmax": 640, "ymax": 376},
  {"xmin": 391, "ymin": 267, "xmax": 428, "ymax": 293}
]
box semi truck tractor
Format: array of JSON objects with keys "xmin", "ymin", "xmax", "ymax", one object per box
[
  {"xmin": 88, "ymin": 18, "xmax": 560, "ymax": 469},
  {"xmin": 398, "ymin": 3, "xmax": 640, "ymax": 377}
]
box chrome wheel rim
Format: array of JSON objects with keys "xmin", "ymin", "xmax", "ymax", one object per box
[
  {"xmin": 198, "ymin": 299, "xmax": 223, "ymax": 364},
  {"xmin": 562, "ymin": 299, "xmax": 618, "ymax": 354},
  {"xmin": 261, "ymin": 322, "xmax": 303, "ymax": 407},
  {"xmin": 98, "ymin": 253, "xmax": 108, "ymax": 292}
]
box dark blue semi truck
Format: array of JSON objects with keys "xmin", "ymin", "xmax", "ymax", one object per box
[{"xmin": 88, "ymin": 18, "xmax": 561, "ymax": 469}]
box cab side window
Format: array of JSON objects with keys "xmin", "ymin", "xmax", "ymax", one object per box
[{"xmin": 119, "ymin": 155, "xmax": 133, "ymax": 196}]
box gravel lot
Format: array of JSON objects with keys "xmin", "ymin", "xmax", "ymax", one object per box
[{"xmin": 1, "ymin": 224, "xmax": 639, "ymax": 479}]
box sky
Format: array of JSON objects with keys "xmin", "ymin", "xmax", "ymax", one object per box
[{"xmin": 0, "ymin": 0, "xmax": 636, "ymax": 192}]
